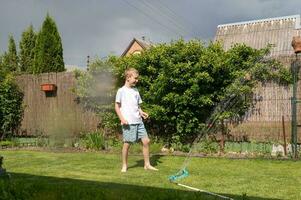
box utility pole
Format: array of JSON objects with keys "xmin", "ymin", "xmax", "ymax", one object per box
[{"xmin": 87, "ymin": 55, "xmax": 90, "ymax": 71}]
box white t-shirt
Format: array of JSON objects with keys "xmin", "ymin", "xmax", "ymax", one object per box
[{"xmin": 115, "ymin": 86, "xmax": 143, "ymax": 124}]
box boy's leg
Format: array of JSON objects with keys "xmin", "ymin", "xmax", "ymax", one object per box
[
  {"xmin": 121, "ymin": 124, "xmax": 137, "ymax": 172},
  {"xmin": 121, "ymin": 142, "xmax": 130, "ymax": 172},
  {"xmin": 137, "ymin": 123, "xmax": 158, "ymax": 171},
  {"xmin": 141, "ymin": 137, "xmax": 158, "ymax": 171}
]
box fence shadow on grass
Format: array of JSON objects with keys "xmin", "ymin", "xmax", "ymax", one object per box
[{"xmin": 0, "ymin": 172, "xmax": 281, "ymax": 200}]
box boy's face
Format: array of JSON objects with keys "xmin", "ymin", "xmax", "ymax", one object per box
[{"xmin": 127, "ymin": 73, "xmax": 139, "ymax": 87}]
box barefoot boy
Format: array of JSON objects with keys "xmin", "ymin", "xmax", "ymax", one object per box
[{"xmin": 115, "ymin": 68, "xmax": 158, "ymax": 172}]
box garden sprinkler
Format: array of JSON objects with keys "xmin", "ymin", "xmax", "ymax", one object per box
[
  {"xmin": 168, "ymin": 167, "xmax": 233, "ymax": 199},
  {"xmin": 168, "ymin": 168, "xmax": 189, "ymax": 182},
  {"xmin": 167, "ymin": 93, "xmax": 241, "ymax": 200}
]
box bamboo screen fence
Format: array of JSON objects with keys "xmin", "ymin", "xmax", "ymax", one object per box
[
  {"xmin": 215, "ymin": 15, "xmax": 301, "ymax": 142},
  {"xmin": 16, "ymin": 72, "xmax": 99, "ymax": 137}
]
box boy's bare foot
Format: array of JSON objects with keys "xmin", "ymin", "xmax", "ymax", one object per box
[
  {"xmin": 144, "ymin": 165, "xmax": 158, "ymax": 171},
  {"xmin": 121, "ymin": 166, "xmax": 127, "ymax": 173}
]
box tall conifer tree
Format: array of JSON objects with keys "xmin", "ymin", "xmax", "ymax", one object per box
[
  {"xmin": 2, "ymin": 35, "xmax": 19, "ymax": 72},
  {"xmin": 19, "ymin": 25, "xmax": 36, "ymax": 73},
  {"xmin": 33, "ymin": 14, "xmax": 65, "ymax": 73}
]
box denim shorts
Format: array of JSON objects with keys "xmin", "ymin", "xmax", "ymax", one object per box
[{"xmin": 122, "ymin": 123, "xmax": 148, "ymax": 143}]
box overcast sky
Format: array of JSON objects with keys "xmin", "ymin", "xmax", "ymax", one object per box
[{"xmin": 1, "ymin": 0, "xmax": 301, "ymax": 69}]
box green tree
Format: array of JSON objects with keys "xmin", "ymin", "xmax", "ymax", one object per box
[
  {"xmin": 0, "ymin": 55, "xmax": 4, "ymax": 72},
  {"xmin": 2, "ymin": 35, "xmax": 19, "ymax": 72},
  {"xmin": 19, "ymin": 24, "xmax": 36, "ymax": 73},
  {"xmin": 0, "ymin": 69, "xmax": 24, "ymax": 139},
  {"xmin": 33, "ymin": 14, "xmax": 65, "ymax": 74}
]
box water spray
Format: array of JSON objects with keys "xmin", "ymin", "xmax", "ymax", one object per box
[{"xmin": 168, "ymin": 78, "xmax": 248, "ymax": 200}]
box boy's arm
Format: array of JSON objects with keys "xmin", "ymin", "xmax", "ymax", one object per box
[
  {"xmin": 115, "ymin": 102, "xmax": 128, "ymax": 125},
  {"xmin": 137, "ymin": 93, "xmax": 148, "ymax": 119},
  {"xmin": 139, "ymin": 107, "xmax": 149, "ymax": 119}
]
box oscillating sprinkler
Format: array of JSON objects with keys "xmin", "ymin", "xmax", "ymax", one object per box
[{"xmin": 169, "ymin": 168, "xmax": 189, "ymax": 182}]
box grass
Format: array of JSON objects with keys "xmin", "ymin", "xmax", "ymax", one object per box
[{"xmin": 0, "ymin": 150, "xmax": 300, "ymax": 200}]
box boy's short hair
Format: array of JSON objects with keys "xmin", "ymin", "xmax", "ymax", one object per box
[{"xmin": 125, "ymin": 68, "xmax": 139, "ymax": 79}]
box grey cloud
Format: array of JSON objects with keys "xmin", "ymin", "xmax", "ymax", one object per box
[{"xmin": 1, "ymin": 0, "xmax": 301, "ymax": 68}]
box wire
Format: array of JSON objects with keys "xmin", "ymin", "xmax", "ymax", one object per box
[
  {"xmin": 156, "ymin": 0, "xmax": 202, "ymax": 37},
  {"xmin": 122, "ymin": 0, "xmax": 183, "ymax": 37},
  {"xmin": 180, "ymin": 94, "xmax": 242, "ymax": 170},
  {"xmin": 139, "ymin": 0, "xmax": 191, "ymax": 37}
]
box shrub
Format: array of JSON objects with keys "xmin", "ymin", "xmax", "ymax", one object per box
[
  {"xmin": 0, "ymin": 140, "xmax": 16, "ymax": 148},
  {"xmin": 112, "ymin": 40, "xmax": 291, "ymax": 144},
  {"xmin": 82, "ymin": 131, "xmax": 106, "ymax": 151},
  {"xmin": 0, "ymin": 74, "xmax": 24, "ymax": 139},
  {"xmin": 195, "ymin": 139, "xmax": 219, "ymax": 154}
]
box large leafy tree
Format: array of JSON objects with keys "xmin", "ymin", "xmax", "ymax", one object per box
[
  {"xmin": 112, "ymin": 39, "xmax": 291, "ymax": 143},
  {"xmin": 19, "ymin": 25, "xmax": 36, "ymax": 73},
  {"xmin": 0, "ymin": 69, "xmax": 24, "ymax": 139},
  {"xmin": 0, "ymin": 36, "xmax": 24, "ymax": 139},
  {"xmin": 33, "ymin": 14, "xmax": 65, "ymax": 74},
  {"xmin": 2, "ymin": 35, "xmax": 19, "ymax": 73}
]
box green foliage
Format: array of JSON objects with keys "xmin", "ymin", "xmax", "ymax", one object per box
[
  {"xmin": 112, "ymin": 39, "xmax": 291, "ymax": 144},
  {"xmin": 19, "ymin": 24, "xmax": 36, "ymax": 73},
  {"xmin": 193, "ymin": 138, "xmax": 219, "ymax": 154},
  {"xmin": 99, "ymin": 111, "xmax": 120, "ymax": 135},
  {"xmin": 36, "ymin": 136, "xmax": 49, "ymax": 147},
  {"xmin": 82, "ymin": 131, "xmax": 106, "ymax": 150},
  {"xmin": 224, "ymin": 141, "xmax": 272, "ymax": 155},
  {"xmin": 33, "ymin": 14, "xmax": 65, "ymax": 74},
  {"xmin": 0, "ymin": 73, "xmax": 24, "ymax": 139},
  {"xmin": 0, "ymin": 140, "xmax": 16, "ymax": 148},
  {"xmin": 1, "ymin": 35, "xmax": 19, "ymax": 73},
  {"xmin": 0, "ymin": 180, "xmax": 31, "ymax": 199},
  {"xmin": 170, "ymin": 135, "xmax": 191, "ymax": 152}
]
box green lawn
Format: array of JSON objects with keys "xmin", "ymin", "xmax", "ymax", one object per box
[{"xmin": 0, "ymin": 150, "xmax": 300, "ymax": 200}]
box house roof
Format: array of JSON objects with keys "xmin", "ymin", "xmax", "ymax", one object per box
[
  {"xmin": 214, "ymin": 14, "xmax": 301, "ymax": 56},
  {"xmin": 121, "ymin": 37, "xmax": 152, "ymax": 56}
]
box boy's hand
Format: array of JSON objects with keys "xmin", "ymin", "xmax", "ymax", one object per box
[
  {"xmin": 121, "ymin": 119, "xmax": 128, "ymax": 125},
  {"xmin": 140, "ymin": 111, "xmax": 149, "ymax": 119}
]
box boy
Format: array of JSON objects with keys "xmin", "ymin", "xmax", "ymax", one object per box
[{"xmin": 115, "ymin": 68, "xmax": 158, "ymax": 172}]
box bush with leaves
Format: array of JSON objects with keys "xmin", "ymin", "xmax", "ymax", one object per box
[
  {"xmin": 82, "ymin": 130, "xmax": 106, "ymax": 151},
  {"xmin": 0, "ymin": 70, "xmax": 24, "ymax": 139},
  {"xmin": 112, "ymin": 39, "xmax": 291, "ymax": 144}
]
